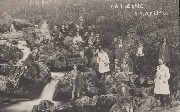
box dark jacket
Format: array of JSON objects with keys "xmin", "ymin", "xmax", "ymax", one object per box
[
  {"xmin": 78, "ymin": 56, "xmax": 88, "ymax": 65},
  {"xmin": 24, "ymin": 53, "xmax": 39, "ymax": 67},
  {"xmin": 159, "ymin": 44, "xmax": 170, "ymax": 63},
  {"xmin": 126, "ymin": 57, "xmax": 133, "ymax": 72},
  {"xmin": 75, "ymin": 72, "xmax": 84, "ymax": 86}
]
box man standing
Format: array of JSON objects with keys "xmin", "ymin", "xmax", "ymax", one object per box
[
  {"xmin": 94, "ymin": 34, "xmax": 101, "ymax": 49},
  {"xmin": 124, "ymin": 52, "xmax": 133, "ymax": 74},
  {"xmin": 110, "ymin": 37, "xmax": 119, "ymax": 55},
  {"xmin": 78, "ymin": 51, "xmax": 88, "ymax": 71},
  {"xmin": 115, "ymin": 38, "xmax": 126, "ymax": 64},
  {"xmin": 134, "ymin": 41, "xmax": 146, "ymax": 75},
  {"xmin": 154, "ymin": 58, "xmax": 171, "ymax": 108}
]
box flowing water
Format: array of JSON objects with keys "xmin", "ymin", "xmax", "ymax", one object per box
[
  {"xmin": 1, "ymin": 72, "xmax": 65, "ymax": 112},
  {"xmin": 1, "ymin": 41, "xmax": 65, "ymax": 112}
]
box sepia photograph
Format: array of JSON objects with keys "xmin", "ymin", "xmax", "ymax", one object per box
[{"xmin": 0, "ymin": 0, "xmax": 179, "ymax": 112}]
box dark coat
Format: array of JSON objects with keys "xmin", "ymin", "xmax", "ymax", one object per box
[
  {"xmin": 24, "ymin": 53, "xmax": 39, "ymax": 67},
  {"xmin": 159, "ymin": 44, "xmax": 170, "ymax": 63},
  {"xmin": 126, "ymin": 57, "xmax": 133, "ymax": 72},
  {"xmin": 75, "ymin": 72, "xmax": 84, "ymax": 93},
  {"xmin": 78, "ymin": 56, "xmax": 88, "ymax": 65},
  {"xmin": 115, "ymin": 45, "xmax": 126, "ymax": 62}
]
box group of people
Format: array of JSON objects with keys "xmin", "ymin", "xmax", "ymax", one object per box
[{"xmin": 22, "ymin": 18, "xmax": 174, "ymax": 110}]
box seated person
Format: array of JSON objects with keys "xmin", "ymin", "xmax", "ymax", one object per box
[{"xmin": 24, "ymin": 47, "xmax": 40, "ymax": 78}]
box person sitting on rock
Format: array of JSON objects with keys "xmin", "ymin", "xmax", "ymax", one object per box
[{"xmin": 24, "ymin": 47, "xmax": 40, "ymax": 78}]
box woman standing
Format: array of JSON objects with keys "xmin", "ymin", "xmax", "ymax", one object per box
[{"xmin": 97, "ymin": 47, "xmax": 110, "ymax": 81}]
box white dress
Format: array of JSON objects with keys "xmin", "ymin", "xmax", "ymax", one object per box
[
  {"xmin": 154, "ymin": 64, "xmax": 170, "ymax": 94},
  {"xmin": 97, "ymin": 51, "xmax": 110, "ymax": 73},
  {"xmin": 10, "ymin": 24, "xmax": 16, "ymax": 32},
  {"xmin": 40, "ymin": 22, "xmax": 51, "ymax": 41}
]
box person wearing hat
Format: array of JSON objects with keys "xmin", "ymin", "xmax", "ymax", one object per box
[
  {"xmin": 154, "ymin": 58, "xmax": 171, "ymax": 108},
  {"xmin": 24, "ymin": 46, "xmax": 40, "ymax": 78}
]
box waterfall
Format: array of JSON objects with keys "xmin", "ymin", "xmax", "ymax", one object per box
[
  {"xmin": 1, "ymin": 72, "xmax": 65, "ymax": 112},
  {"xmin": 40, "ymin": 72, "xmax": 63, "ymax": 100}
]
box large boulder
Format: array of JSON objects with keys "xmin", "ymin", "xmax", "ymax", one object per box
[
  {"xmin": 53, "ymin": 72, "xmax": 72, "ymax": 101},
  {"xmin": 0, "ymin": 12, "xmax": 13, "ymax": 33},
  {"xmin": 32, "ymin": 100, "xmax": 55, "ymax": 112},
  {"xmin": 12, "ymin": 19, "xmax": 34, "ymax": 31},
  {"xmin": 0, "ymin": 44, "xmax": 23, "ymax": 64},
  {"xmin": 0, "ymin": 62, "xmax": 51, "ymax": 99},
  {"xmin": 54, "ymin": 94, "xmax": 116, "ymax": 112}
]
